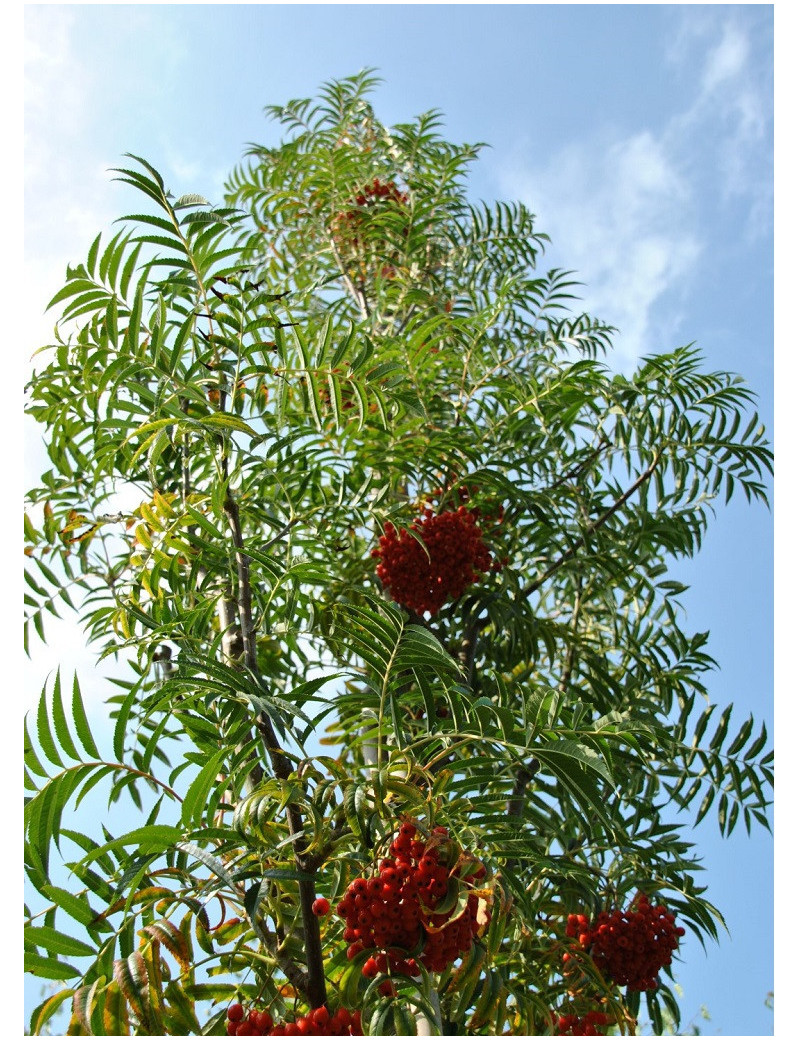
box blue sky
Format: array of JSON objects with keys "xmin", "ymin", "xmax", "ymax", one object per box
[{"xmin": 23, "ymin": 4, "xmax": 776, "ymax": 1036}]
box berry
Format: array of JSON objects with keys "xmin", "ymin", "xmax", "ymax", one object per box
[
  {"xmin": 312, "ymin": 897, "xmax": 331, "ymax": 917},
  {"xmin": 252, "ymin": 1011, "xmax": 273, "ymax": 1033},
  {"xmin": 227, "ymin": 1004, "xmax": 245, "ymax": 1023},
  {"xmin": 311, "ymin": 1007, "xmax": 330, "ymax": 1029},
  {"xmin": 362, "ymin": 956, "xmax": 380, "ymax": 978}
]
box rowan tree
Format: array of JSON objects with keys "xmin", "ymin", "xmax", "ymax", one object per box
[{"xmin": 24, "ymin": 71, "xmax": 773, "ymax": 1036}]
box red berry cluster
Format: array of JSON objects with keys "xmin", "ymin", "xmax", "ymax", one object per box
[
  {"xmin": 331, "ymin": 178, "xmax": 409, "ymax": 263},
  {"xmin": 372, "ymin": 506, "xmax": 495, "ymax": 615},
  {"xmin": 226, "ymin": 1004, "xmax": 273, "ymax": 1036},
  {"xmin": 554, "ymin": 1010, "xmax": 614, "ymax": 1036},
  {"xmin": 226, "ymin": 1004, "xmax": 362, "ymax": 1037},
  {"xmin": 271, "ymin": 1007, "xmax": 361, "ymax": 1037},
  {"xmin": 337, "ymin": 822, "xmax": 486, "ymax": 979},
  {"xmin": 565, "ymin": 894, "xmax": 686, "ymax": 991},
  {"xmin": 427, "ymin": 486, "xmax": 507, "ymax": 543},
  {"xmin": 353, "ymin": 178, "xmax": 409, "ymax": 208}
]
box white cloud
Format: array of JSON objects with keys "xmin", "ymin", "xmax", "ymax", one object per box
[
  {"xmin": 503, "ymin": 130, "xmax": 700, "ymax": 369},
  {"xmin": 23, "ymin": 7, "xmax": 234, "ymax": 362},
  {"xmin": 701, "ymin": 21, "xmax": 749, "ymax": 95},
  {"xmin": 24, "ymin": 8, "xmax": 85, "ymax": 162},
  {"xmin": 666, "ymin": 15, "xmax": 771, "ymax": 230},
  {"xmin": 24, "ymin": 10, "xmax": 118, "ymax": 363},
  {"xmin": 497, "ymin": 12, "xmax": 770, "ymax": 371},
  {"xmin": 160, "ymin": 148, "xmax": 232, "ymax": 209}
]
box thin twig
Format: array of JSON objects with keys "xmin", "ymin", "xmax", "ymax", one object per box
[
  {"xmin": 541, "ymin": 437, "xmax": 612, "ymax": 498},
  {"xmin": 519, "ymin": 451, "xmax": 662, "ymax": 602}
]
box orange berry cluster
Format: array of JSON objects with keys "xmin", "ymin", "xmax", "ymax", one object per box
[
  {"xmin": 565, "ymin": 893, "xmax": 686, "ymax": 991},
  {"xmin": 337, "ymin": 822, "xmax": 486, "ymax": 980},
  {"xmin": 226, "ymin": 1004, "xmax": 362, "ymax": 1036},
  {"xmin": 372, "ymin": 506, "xmax": 495, "ymax": 615}
]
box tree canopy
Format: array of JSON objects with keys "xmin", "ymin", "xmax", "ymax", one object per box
[{"xmin": 24, "ymin": 71, "xmax": 772, "ymax": 1037}]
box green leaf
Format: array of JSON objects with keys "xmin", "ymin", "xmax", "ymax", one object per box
[
  {"xmin": 538, "ymin": 738, "xmax": 614, "ymax": 785},
  {"xmin": 744, "ymin": 722, "xmax": 769, "ymax": 760},
  {"xmin": 28, "ymin": 987, "xmax": 75, "ymax": 1036},
  {"xmin": 181, "ymin": 210, "xmax": 231, "ymax": 227},
  {"xmin": 117, "ymin": 212, "xmax": 179, "ymax": 236},
  {"xmin": 71, "ymin": 674, "xmax": 100, "ymax": 759},
  {"xmin": 36, "ymin": 681, "xmax": 63, "ymax": 769},
  {"xmin": 177, "ymin": 841, "xmax": 237, "ymax": 887},
  {"xmin": 695, "ymin": 786, "xmax": 716, "ymax": 826},
  {"xmin": 24, "ymin": 951, "xmax": 81, "ymax": 980},
  {"xmin": 147, "ymin": 426, "xmax": 173, "ymax": 485},
  {"xmin": 87, "ymin": 232, "xmax": 102, "ymax": 277},
  {"xmin": 46, "ymin": 278, "xmax": 100, "ymax": 312},
  {"xmin": 200, "ymin": 412, "xmax": 259, "ymax": 437},
  {"xmin": 142, "ymin": 919, "xmax": 192, "ymax": 973},
  {"xmin": 51, "ymin": 671, "xmax": 81, "ymax": 762},
  {"xmin": 541, "ymin": 749, "xmax": 618, "ymax": 836},
  {"xmin": 709, "ymin": 703, "xmax": 733, "ymax": 752},
  {"xmin": 726, "ymin": 715, "xmax": 754, "ymax": 756},
  {"xmin": 261, "ymin": 867, "xmax": 318, "ymax": 883},
  {"xmin": 40, "ymin": 885, "xmax": 98, "ymax": 927},
  {"xmin": 103, "ymin": 981, "xmax": 131, "ymax": 1036},
  {"xmin": 164, "ymin": 979, "xmax": 201, "ymax": 1034},
  {"xmin": 174, "ymin": 193, "xmax": 211, "ymax": 209},
  {"xmin": 24, "ymin": 719, "xmax": 49, "ymax": 779},
  {"xmin": 81, "ymin": 824, "xmax": 182, "ymax": 865},
  {"xmin": 26, "ymin": 924, "xmax": 96, "ymax": 958},
  {"xmin": 113, "ymin": 684, "xmax": 139, "ymax": 763},
  {"xmin": 339, "ymin": 952, "xmax": 370, "ymax": 1008},
  {"xmin": 180, "ymin": 749, "xmax": 230, "ymax": 828},
  {"xmin": 114, "ymin": 950, "xmax": 154, "ymax": 1032}
]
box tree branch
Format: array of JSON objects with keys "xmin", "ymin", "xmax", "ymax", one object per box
[
  {"xmin": 218, "ymin": 592, "xmax": 245, "ymax": 663},
  {"xmin": 253, "ymin": 918, "xmax": 311, "ymax": 1001},
  {"xmin": 506, "ymin": 579, "xmax": 582, "ymax": 820},
  {"xmin": 558, "ymin": 577, "xmax": 583, "ymax": 698},
  {"xmin": 223, "ymin": 488, "xmax": 328, "ymax": 1009},
  {"xmin": 519, "ymin": 451, "xmax": 662, "ymax": 602},
  {"xmin": 457, "ymin": 615, "xmax": 481, "ymax": 688},
  {"xmin": 540, "ymin": 437, "xmax": 612, "ymax": 499},
  {"xmin": 328, "ymin": 233, "xmax": 371, "ymax": 321},
  {"xmin": 506, "ymin": 758, "xmax": 540, "ymax": 819}
]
